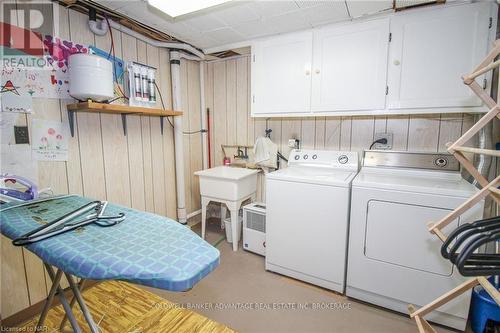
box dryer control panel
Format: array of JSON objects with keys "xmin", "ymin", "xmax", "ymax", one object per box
[
  {"xmin": 288, "ymin": 149, "xmax": 358, "ymax": 170},
  {"xmin": 363, "ymin": 150, "xmax": 460, "ymax": 171}
]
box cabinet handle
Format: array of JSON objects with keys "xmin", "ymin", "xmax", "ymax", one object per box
[
  {"xmin": 305, "ymin": 69, "xmax": 311, "ymax": 76},
  {"xmin": 315, "ymin": 69, "xmax": 320, "ymax": 74},
  {"xmin": 393, "ymin": 60, "xmax": 401, "ymax": 66}
]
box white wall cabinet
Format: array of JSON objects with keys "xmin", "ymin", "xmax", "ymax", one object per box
[
  {"xmin": 311, "ymin": 19, "xmax": 389, "ymax": 112},
  {"xmin": 251, "ymin": 31, "xmax": 313, "ymax": 115},
  {"xmin": 387, "ymin": 2, "xmax": 492, "ymax": 109},
  {"xmin": 250, "ymin": 2, "xmax": 496, "ymax": 117}
]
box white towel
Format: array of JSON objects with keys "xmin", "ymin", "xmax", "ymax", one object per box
[{"xmin": 253, "ymin": 137, "xmax": 278, "ymax": 169}]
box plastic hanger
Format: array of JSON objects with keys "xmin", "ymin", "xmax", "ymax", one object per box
[
  {"xmin": 441, "ymin": 216, "xmax": 500, "ymax": 260},
  {"xmin": 12, "ymin": 201, "xmax": 125, "ymax": 246},
  {"xmin": 455, "ymin": 229, "xmax": 500, "ymax": 276}
]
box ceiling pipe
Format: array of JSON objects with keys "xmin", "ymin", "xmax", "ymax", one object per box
[
  {"xmin": 106, "ymin": 19, "xmax": 205, "ymax": 60},
  {"xmin": 88, "ymin": 8, "xmax": 109, "ymax": 36}
]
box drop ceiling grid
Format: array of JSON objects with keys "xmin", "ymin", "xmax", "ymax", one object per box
[{"xmin": 96, "ymin": 0, "xmax": 394, "ymax": 50}]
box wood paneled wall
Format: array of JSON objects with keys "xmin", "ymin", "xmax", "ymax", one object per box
[
  {"xmin": 1, "ymin": 5, "xmax": 203, "ymax": 319},
  {"xmin": 204, "ymin": 55, "xmax": 482, "ymax": 202}
]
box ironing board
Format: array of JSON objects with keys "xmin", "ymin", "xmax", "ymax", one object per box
[{"xmin": 0, "ymin": 195, "xmax": 220, "ymax": 333}]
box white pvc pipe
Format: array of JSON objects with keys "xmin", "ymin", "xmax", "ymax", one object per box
[
  {"xmin": 200, "ymin": 61, "xmax": 208, "ymax": 170},
  {"xmin": 170, "ymin": 51, "xmax": 187, "ymax": 224},
  {"xmin": 88, "ymin": 19, "xmax": 108, "ymax": 36},
  {"xmin": 90, "ymin": 17, "xmax": 209, "ymax": 222},
  {"xmin": 107, "ymin": 20, "xmax": 204, "ymax": 60}
]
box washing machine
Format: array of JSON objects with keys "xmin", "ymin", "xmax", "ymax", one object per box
[
  {"xmin": 346, "ymin": 150, "xmax": 484, "ymax": 330},
  {"xmin": 265, "ymin": 149, "xmax": 358, "ymax": 293}
]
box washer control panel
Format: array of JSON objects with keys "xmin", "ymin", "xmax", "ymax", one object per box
[{"xmin": 288, "ymin": 149, "xmax": 358, "ymax": 170}]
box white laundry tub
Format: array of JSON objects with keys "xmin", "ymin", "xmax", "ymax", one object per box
[{"xmin": 195, "ymin": 166, "xmax": 259, "ymax": 201}]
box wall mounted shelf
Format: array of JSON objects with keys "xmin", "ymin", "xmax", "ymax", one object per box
[{"xmin": 66, "ymin": 101, "xmax": 183, "ymax": 136}]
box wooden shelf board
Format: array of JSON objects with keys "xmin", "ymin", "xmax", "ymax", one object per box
[{"xmin": 67, "ymin": 101, "xmax": 183, "ymax": 117}]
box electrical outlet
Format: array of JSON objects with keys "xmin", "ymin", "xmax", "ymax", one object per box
[
  {"xmin": 288, "ymin": 138, "xmax": 300, "ymax": 149},
  {"xmin": 373, "ymin": 132, "xmax": 393, "ymax": 150},
  {"xmin": 14, "ymin": 126, "xmax": 29, "ymax": 144}
]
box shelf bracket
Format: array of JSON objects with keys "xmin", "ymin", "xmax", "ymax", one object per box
[
  {"xmin": 160, "ymin": 116, "xmax": 164, "ymax": 135},
  {"xmin": 121, "ymin": 114, "xmax": 127, "ymax": 136},
  {"xmin": 68, "ymin": 110, "xmax": 76, "ymax": 137}
]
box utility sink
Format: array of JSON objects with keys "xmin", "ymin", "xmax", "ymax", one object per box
[{"xmin": 195, "ymin": 166, "xmax": 259, "ymax": 201}]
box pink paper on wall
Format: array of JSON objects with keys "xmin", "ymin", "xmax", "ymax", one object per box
[{"xmin": 1, "ymin": 35, "xmax": 90, "ymax": 99}]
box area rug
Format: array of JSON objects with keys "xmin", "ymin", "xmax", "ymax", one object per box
[{"xmin": 19, "ymin": 280, "xmax": 236, "ymax": 333}]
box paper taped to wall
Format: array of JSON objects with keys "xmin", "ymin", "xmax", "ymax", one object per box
[
  {"xmin": 31, "ymin": 119, "xmax": 69, "ymax": 161},
  {"xmin": 1, "ymin": 94, "xmax": 33, "ymax": 113}
]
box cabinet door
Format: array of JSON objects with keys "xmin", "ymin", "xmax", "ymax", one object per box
[
  {"xmin": 251, "ymin": 31, "xmax": 313, "ymax": 115},
  {"xmin": 311, "ymin": 18, "xmax": 389, "ymax": 112},
  {"xmin": 387, "ymin": 2, "xmax": 493, "ymax": 109}
]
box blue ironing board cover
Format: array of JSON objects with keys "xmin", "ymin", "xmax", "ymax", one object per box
[{"xmin": 0, "ymin": 195, "xmax": 219, "ymax": 291}]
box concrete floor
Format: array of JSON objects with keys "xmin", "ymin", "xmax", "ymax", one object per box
[{"xmin": 144, "ymin": 219, "xmax": 458, "ymax": 333}]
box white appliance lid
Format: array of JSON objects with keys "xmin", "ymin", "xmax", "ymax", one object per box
[
  {"xmin": 353, "ymin": 167, "xmax": 478, "ymax": 197},
  {"xmin": 266, "ymin": 166, "xmax": 357, "ymax": 187}
]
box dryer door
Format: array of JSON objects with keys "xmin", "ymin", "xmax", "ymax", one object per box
[
  {"xmin": 346, "ymin": 186, "xmax": 484, "ymax": 330},
  {"xmin": 364, "ymin": 200, "xmax": 455, "ymax": 276}
]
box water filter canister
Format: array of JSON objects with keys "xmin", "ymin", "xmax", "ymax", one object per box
[
  {"xmin": 141, "ymin": 66, "xmax": 149, "ymax": 101},
  {"xmin": 134, "ymin": 65, "xmax": 142, "ymax": 99},
  {"xmin": 148, "ymin": 68, "xmax": 156, "ymax": 103}
]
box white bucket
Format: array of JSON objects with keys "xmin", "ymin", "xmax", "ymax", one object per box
[{"xmin": 224, "ymin": 216, "xmax": 242, "ymax": 243}]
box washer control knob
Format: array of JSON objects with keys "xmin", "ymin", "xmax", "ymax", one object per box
[
  {"xmin": 435, "ymin": 157, "xmax": 448, "ymax": 168},
  {"xmin": 294, "ymin": 155, "xmax": 300, "ymax": 160},
  {"xmin": 303, "ymin": 154, "xmax": 308, "ymax": 160},
  {"xmin": 338, "ymin": 155, "xmax": 349, "ymax": 164},
  {"xmin": 312, "ymin": 154, "xmax": 317, "ymax": 160}
]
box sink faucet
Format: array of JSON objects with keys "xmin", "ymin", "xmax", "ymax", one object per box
[{"xmin": 234, "ymin": 146, "xmax": 248, "ymax": 160}]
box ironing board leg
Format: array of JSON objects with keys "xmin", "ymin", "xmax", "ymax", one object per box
[
  {"xmin": 36, "ymin": 268, "xmax": 63, "ymax": 331},
  {"xmin": 59, "ymin": 278, "xmax": 86, "ymax": 331},
  {"xmin": 65, "ymin": 273, "xmax": 100, "ymax": 333},
  {"xmin": 44, "ymin": 264, "xmax": 83, "ymax": 333}
]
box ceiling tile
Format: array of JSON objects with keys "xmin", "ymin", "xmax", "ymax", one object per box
[
  {"xmin": 156, "ymin": 22, "xmax": 198, "ymax": 41},
  {"xmin": 295, "ymin": 1, "xmax": 333, "ymax": 9},
  {"xmin": 212, "ymin": 4, "xmax": 260, "ymax": 26},
  {"xmin": 181, "ymin": 13, "xmax": 227, "ymax": 32},
  {"xmin": 232, "ymin": 18, "xmax": 271, "ymax": 39},
  {"xmin": 346, "ymin": 0, "xmax": 393, "ymax": 18},
  {"xmin": 302, "ymin": 2, "xmax": 350, "ymax": 26},
  {"xmin": 247, "ymin": 1, "xmax": 300, "ymax": 18},
  {"xmin": 234, "ymin": 10, "xmax": 311, "ymax": 40},
  {"xmin": 203, "ymin": 27, "xmax": 245, "ymax": 44}
]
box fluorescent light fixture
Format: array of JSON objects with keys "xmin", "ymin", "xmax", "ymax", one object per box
[{"xmin": 148, "ymin": 0, "xmax": 232, "ymax": 18}]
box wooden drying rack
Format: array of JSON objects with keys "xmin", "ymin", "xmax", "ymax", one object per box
[
  {"xmin": 66, "ymin": 101, "xmax": 183, "ymax": 136},
  {"xmin": 408, "ymin": 40, "xmax": 500, "ymax": 332}
]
